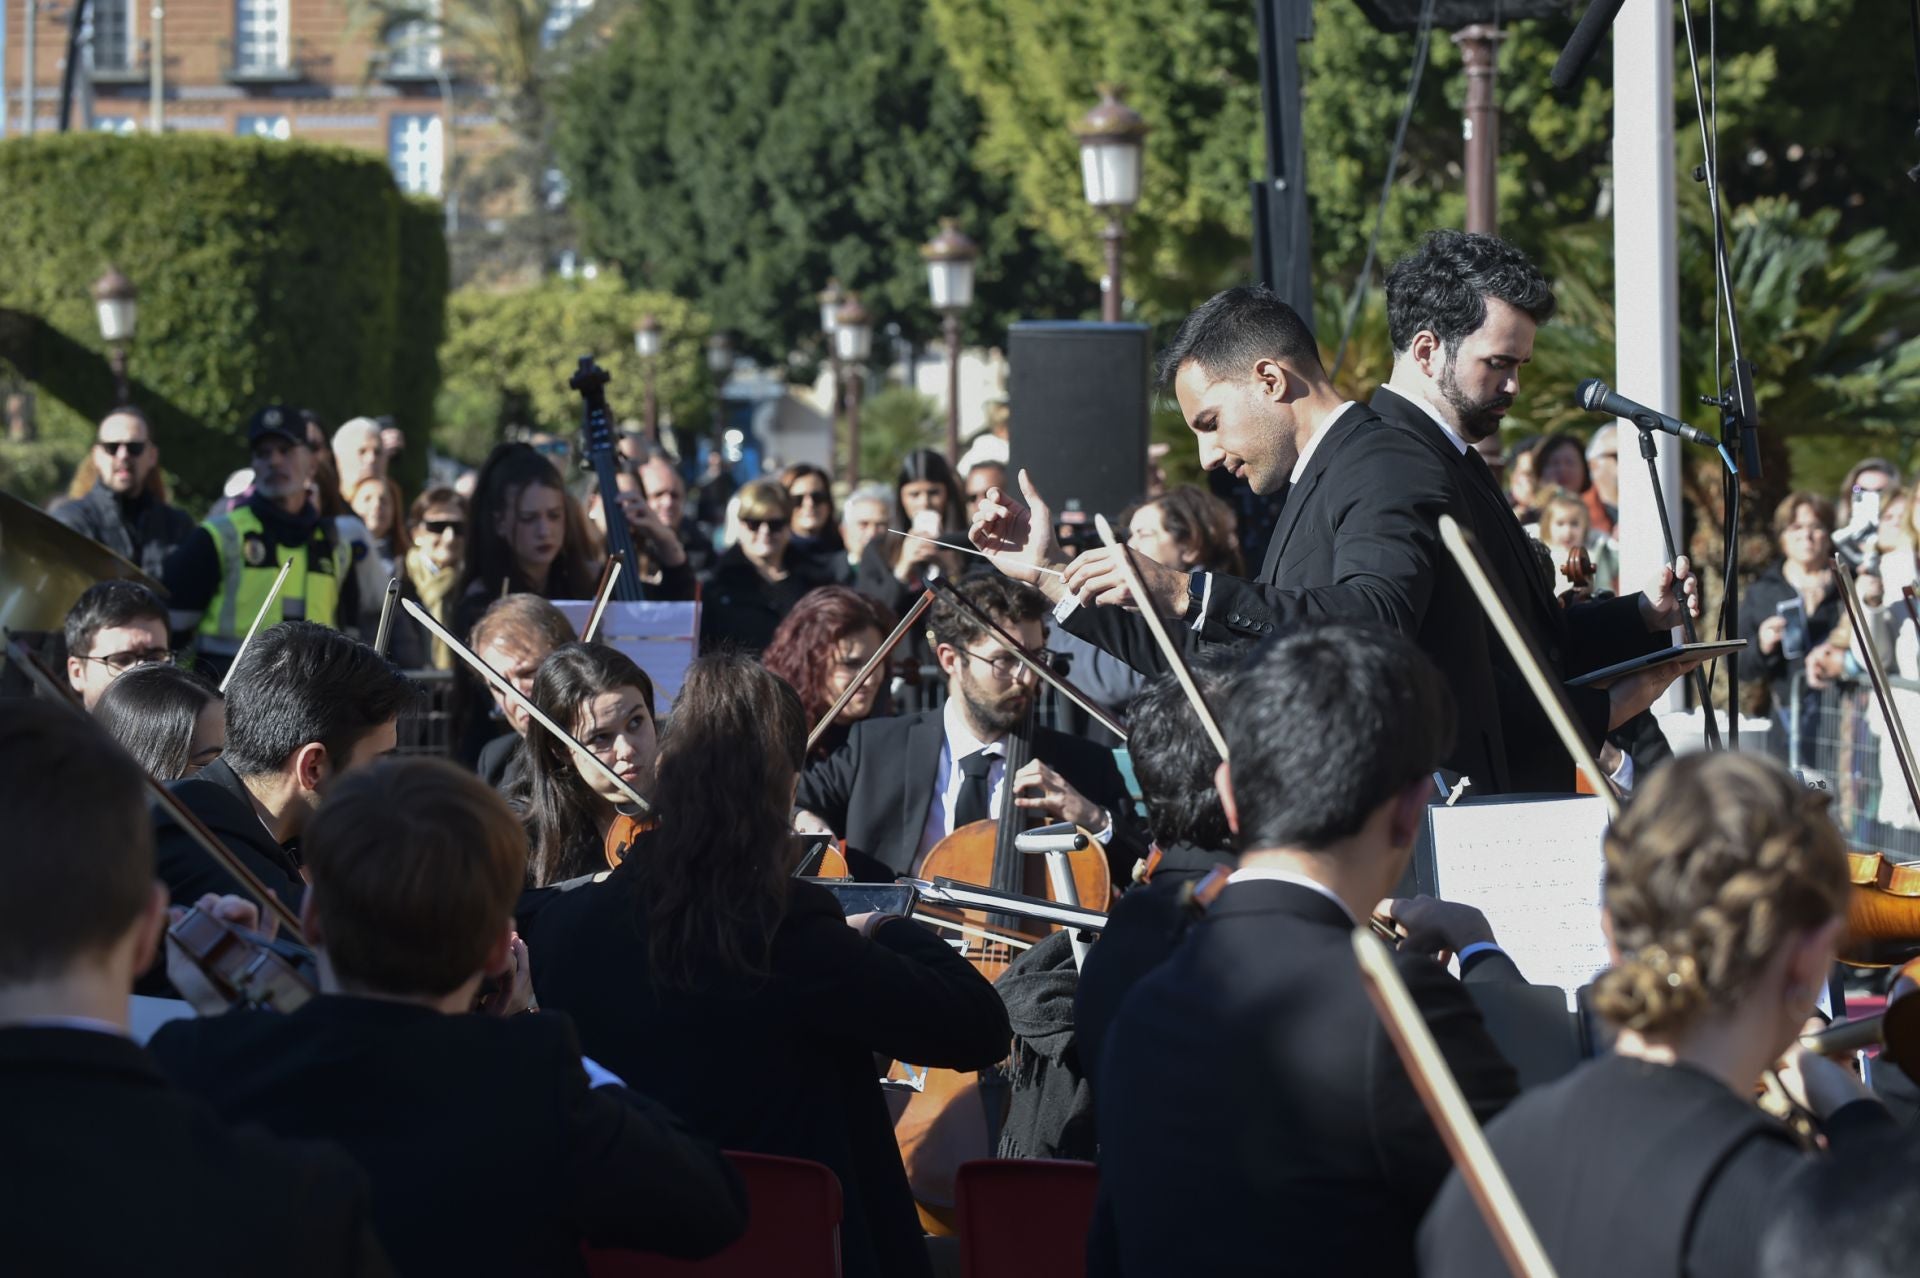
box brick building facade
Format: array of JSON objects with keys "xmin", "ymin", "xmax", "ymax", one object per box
[{"xmin": 0, "ymin": 0, "xmax": 539, "ymax": 197}]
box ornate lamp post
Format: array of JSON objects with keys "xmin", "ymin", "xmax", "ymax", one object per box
[
  {"xmin": 705, "ymin": 331, "xmax": 733, "ymax": 449},
  {"xmin": 92, "ymin": 267, "xmax": 139, "ymax": 403},
  {"xmin": 633, "ymin": 314, "xmax": 662, "ymax": 446},
  {"xmin": 922, "ymin": 220, "xmax": 978, "ymax": 468},
  {"xmin": 833, "ymin": 295, "xmax": 872, "ymax": 486},
  {"xmin": 1074, "ymin": 85, "xmax": 1148, "ymax": 323}
]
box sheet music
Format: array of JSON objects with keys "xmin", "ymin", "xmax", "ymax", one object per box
[
  {"xmin": 1428, "ymin": 796, "xmax": 1612, "ymax": 996},
  {"xmin": 553, "ymin": 599, "xmax": 701, "ymax": 704}
]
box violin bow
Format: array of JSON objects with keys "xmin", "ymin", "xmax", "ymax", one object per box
[
  {"xmin": 1438, "ymin": 515, "xmax": 1619, "ymax": 819},
  {"xmin": 1833, "ymin": 556, "xmax": 1920, "ymax": 819},
  {"xmin": 1091, "ymin": 513, "xmax": 1228, "ymax": 761},
  {"xmin": 583, "ymin": 552, "xmax": 625, "ymax": 644},
  {"xmin": 3, "ymin": 633, "xmax": 306, "ymax": 938},
  {"xmin": 1903, "ymin": 585, "xmax": 1920, "ymax": 638},
  {"xmin": 372, "ymin": 576, "xmax": 401, "ymax": 658},
  {"xmin": 924, "ymin": 575, "xmax": 1129, "ymax": 741},
  {"xmin": 806, "ymin": 591, "xmax": 934, "ymax": 754},
  {"xmin": 218, "ymin": 557, "xmax": 294, "ymax": 694},
  {"xmin": 400, "ymin": 598, "xmax": 654, "ymax": 816},
  {"xmin": 1352, "ymin": 928, "xmax": 1558, "ymax": 1278}
]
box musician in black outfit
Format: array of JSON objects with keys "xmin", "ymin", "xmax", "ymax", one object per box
[
  {"xmin": 151, "ymin": 621, "xmax": 414, "ymax": 914},
  {"xmin": 971, "ymin": 257, "xmax": 1696, "ymax": 795},
  {"xmin": 151, "ymin": 758, "xmax": 747, "ymax": 1277},
  {"xmin": 519, "ymin": 654, "xmax": 1010, "ymax": 1278},
  {"xmin": 1419, "ymin": 751, "xmax": 1892, "ymax": 1278},
  {"xmin": 1091, "ymin": 626, "xmax": 1519, "ymax": 1277},
  {"xmin": 0, "ymin": 701, "xmax": 393, "ymax": 1276},
  {"xmin": 793, "ymin": 572, "xmax": 1146, "ymax": 883}
]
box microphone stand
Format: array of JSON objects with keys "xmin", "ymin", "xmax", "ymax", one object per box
[{"xmin": 1631, "ymin": 415, "xmax": 1720, "ymax": 749}]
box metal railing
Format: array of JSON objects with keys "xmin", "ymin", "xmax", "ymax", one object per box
[{"xmin": 1787, "ymin": 669, "xmax": 1920, "ymax": 859}]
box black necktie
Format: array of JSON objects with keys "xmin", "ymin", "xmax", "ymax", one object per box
[{"xmin": 953, "ymin": 748, "xmax": 997, "ymax": 829}]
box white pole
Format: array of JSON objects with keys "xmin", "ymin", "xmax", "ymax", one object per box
[
  {"xmin": 148, "ymin": 0, "xmax": 163, "ymax": 132},
  {"xmin": 22, "ymin": 0, "xmax": 37, "ymax": 135},
  {"xmin": 1612, "ymin": 0, "xmax": 1683, "ymax": 713}
]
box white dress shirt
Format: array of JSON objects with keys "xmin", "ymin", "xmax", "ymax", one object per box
[
  {"xmin": 1287, "ymin": 399, "xmax": 1361, "ymax": 484},
  {"xmin": 1378, "ymin": 384, "xmax": 1472, "ymax": 457},
  {"xmin": 916, "ymin": 697, "xmax": 1011, "ymax": 863},
  {"xmin": 1225, "ymin": 864, "xmax": 1359, "ymax": 925}
]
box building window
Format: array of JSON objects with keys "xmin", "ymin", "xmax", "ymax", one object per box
[
  {"xmin": 388, "ymin": 0, "xmax": 441, "ymax": 74},
  {"xmin": 234, "ymin": 0, "xmax": 289, "ymax": 72},
  {"xmin": 95, "ymin": 115, "xmax": 139, "ymax": 135},
  {"xmin": 92, "ymin": 0, "xmax": 135, "ymax": 71},
  {"xmin": 540, "ymin": 0, "xmax": 590, "ymax": 48},
  {"xmin": 389, "ymin": 114, "xmax": 443, "ymax": 196},
  {"xmin": 237, "ymin": 114, "xmax": 291, "ymax": 140}
]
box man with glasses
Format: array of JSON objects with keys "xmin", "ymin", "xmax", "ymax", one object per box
[
  {"xmin": 162, "ymin": 405, "xmax": 352, "ymax": 680},
  {"xmin": 795, "ymin": 573, "xmax": 1144, "ymax": 883},
  {"xmin": 53, "ymin": 407, "xmax": 196, "ymax": 579},
  {"xmin": 63, "ymin": 580, "xmax": 173, "ymax": 709}
]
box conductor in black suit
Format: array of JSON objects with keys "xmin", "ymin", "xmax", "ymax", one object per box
[
  {"xmin": 794, "ymin": 572, "xmax": 1146, "ymax": 882},
  {"xmin": 0, "ymin": 700, "xmax": 393, "ymax": 1276},
  {"xmin": 972, "ymin": 275, "xmax": 1697, "ymax": 794},
  {"xmin": 151, "ymin": 758, "xmax": 747, "ymax": 1276},
  {"xmin": 1090, "ymin": 626, "xmax": 1519, "ymax": 1277}
]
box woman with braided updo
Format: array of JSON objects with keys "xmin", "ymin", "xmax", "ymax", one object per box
[{"xmin": 1420, "ymin": 751, "xmax": 1892, "ymax": 1278}]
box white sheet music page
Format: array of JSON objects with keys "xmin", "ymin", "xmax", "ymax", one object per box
[
  {"xmin": 553, "ymin": 599, "xmax": 701, "ymax": 704},
  {"xmin": 1429, "ymin": 795, "xmax": 1612, "ymax": 995}
]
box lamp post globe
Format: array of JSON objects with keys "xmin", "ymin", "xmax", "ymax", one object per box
[
  {"xmin": 834, "ymin": 296, "xmax": 872, "ymax": 486},
  {"xmin": 634, "ymin": 315, "xmax": 662, "ymax": 444},
  {"xmin": 91, "ymin": 267, "xmax": 139, "ymax": 402},
  {"xmin": 706, "ymin": 331, "xmax": 733, "ymax": 448},
  {"xmin": 1074, "ymin": 85, "xmax": 1148, "ymax": 322},
  {"xmin": 922, "ymin": 220, "xmax": 978, "ymax": 465}
]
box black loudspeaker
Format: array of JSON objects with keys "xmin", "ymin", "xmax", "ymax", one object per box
[{"xmin": 1006, "ymin": 321, "xmax": 1152, "ymax": 528}]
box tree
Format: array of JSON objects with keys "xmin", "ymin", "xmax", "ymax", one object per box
[
  {"xmin": 435, "ymin": 275, "xmax": 713, "ymax": 464},
  {"xmin": 550, "ymin": 0, "xmax": 1096, "ymax": 363}
]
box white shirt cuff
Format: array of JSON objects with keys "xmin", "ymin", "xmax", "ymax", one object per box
[
  {"xmin": 1052, "ymin": 593, "xmax": 1081, "ymax": 623},
  {"xmin": 581, "ymin": 1055, "xmax": 627, "ymax": 1090},
  {"xmin": 1091, "ymin": 809, "xmax": 1115, "ymax": 846},
  {"xmin": 1607, "ymin": 749, "xmax": 1636, "ymax": 794}
]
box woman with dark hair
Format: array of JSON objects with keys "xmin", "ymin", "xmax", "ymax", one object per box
[
  {"xmin": 778, "ymin": 462, "xmax": 850, "ymax": 583},
  {"xmin": 1524, "ymin": 433, "xmax": 1591, "ymax": 525},
  {"xmin": 699, "ymin": 480, "xmax": 834, "ymax": 654},
  {"xmin": 856, "ymin": 449, "xmax": 965, "ymax": 619},
  {"xmin": 454, "ymin": 443, "xmax": 602, "ymax": 641},
  {"xmin": 1738, "ymin": 491, "xmax": 1843, "ymax": 763},
  {"xmin": 507, "ymin": 642, "xmax": 657, "ymax": 887},
  {"xmin": 1125, "ymin": 485, "xmax": 1244, "ymax": 578},
  {"xmin": 762, "ymin": 586, "xmax": 899, "ymax": 760},
  {"xmin": 94, "ymin": 664, "xmax": 225, "ymax": 781},
  {"xmin": 520, "ymin": 654, "xmax": 1009, "ymax": 1278}
]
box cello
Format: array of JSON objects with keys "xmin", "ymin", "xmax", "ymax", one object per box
[{"xmin": 569, "ymin": 357, "xmax": 646, "ymax": 606}]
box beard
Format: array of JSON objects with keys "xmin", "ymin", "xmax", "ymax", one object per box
[
  {"xmin": 958, "ymin": 669, "xmax": 1031, "ymax": 739},
  {"xmin": 1438, "ymin": 356, "xmax": 1513, "ymax": 443}
]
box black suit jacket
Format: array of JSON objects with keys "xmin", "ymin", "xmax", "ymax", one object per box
[
  {"xmin": 0, "ymin": 1025, "xmax": 391, "ymax": 1276},
  {"xmin": 474, "ymin": 730, "xmax": 525, "ymax": 793},
  {"xmin": 1368, "ymin": 387, "xmax": 1662, "ymax": 791},
  {"xmin": 153, "ymin": 755, "xmax": 305, "ymax": 912},
  {"xmin": 519, "ymin": 867, "xmax": 1011, "ymax": 1278},
  {"xmin": 793, "ymin": 707, "xmax": 1146, "ymax": 881},
  {"xmin": 1063, "ymin": 402, "xmax": 1515, "ymax": 790},
  {"xmin": 149, "ymin": 996, "xmax": 745, "ymax": 1277},
  {"xmin": 1090, "ymin": 879, "xmax": 1518, "ymax": 1278}
]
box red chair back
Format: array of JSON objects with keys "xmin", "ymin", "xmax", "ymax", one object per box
[
  {"xmin": 954, "ymin": 1158, "xmax": 1099, "ymax": 1278},
  {"xmin": 584, "ymin": 1151, "xmax": 843, "ymax": 1278}
]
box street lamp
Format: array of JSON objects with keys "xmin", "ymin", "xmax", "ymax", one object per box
[
  {"xmin": 922, "ymin": 219, "xmax": 978, "ymax": 467},
  {"xmin": 633, "ymin": 314, "xmax": 662, "ymax": 446},
  {"xmin": 1074, "ymin": 84, "xmax": 1148, "ymax": 323},
  {"xmin": 833, "ymin": 295, "xmax": 872, "ymax": 486},
  {"xmin": 92, "ymin": 267, "xmax": 139, "ymax": 404},
  {"xmin": 705, "ymin": 331, "xmax": 733, "ymax": 449}
]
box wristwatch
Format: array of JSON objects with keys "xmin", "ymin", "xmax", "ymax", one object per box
[{"xmin": 1185, "ymin": 571, "xmax": 1209, "ymax": 623}]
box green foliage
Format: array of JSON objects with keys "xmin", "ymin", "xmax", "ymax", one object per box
[
  {"xmin": 551, "ymin": 0, "xmax": 1097, "ymax": 362},
  {"xmin": 0, "ymin": 439, "xmax": 75, "ymax": 506},
  {"xmin": 390, "ymin": 197, "xmax": 452, "ymax": 495},
  {"xmin": 435, "ymin": 274, "xmax": 713, "ymax": 464},
  {"xmin": 856, "ymin": 385, "xmax": 943, "ymax": 483},
  {"xmin": 0, "ymin": 134, "xmax": 447, "ymax": 509}
]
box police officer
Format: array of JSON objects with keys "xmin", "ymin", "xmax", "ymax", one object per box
[{"xmin": 162, "ymin": 405, "xmax": 350, "ymax": 679}]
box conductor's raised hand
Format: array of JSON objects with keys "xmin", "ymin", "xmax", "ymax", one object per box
[{"xmin": 969, "ymin": 468, "xmax": 1065, "ymax": 594}]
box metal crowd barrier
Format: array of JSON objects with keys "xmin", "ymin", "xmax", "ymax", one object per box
[{"xmin": 1787, "ymin": 669, "xmax": 1920, "ymax": 860}]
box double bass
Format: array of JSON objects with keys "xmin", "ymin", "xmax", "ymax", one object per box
[{"xmin": 569, "ymin": 357, "xmax": 646, "ymax": 607}]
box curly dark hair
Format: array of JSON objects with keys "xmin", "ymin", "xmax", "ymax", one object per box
[
  {"xmin": 761, "ymin": 586, "xmax": 898, "ymax": 757},
  {"xmin": 1383, "ymin": 230, "xmax": 1557, "ymax": 356}
]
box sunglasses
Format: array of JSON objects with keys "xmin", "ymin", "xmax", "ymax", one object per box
[
  {"xmin": 743, "ymin": 517, "xmax": 789, "ymax": 533},
  {"xmin": 83, "ymin": 647, "xmax": 176, "ymax": 673},
  {"xmin": 96, "ymin": 440, "xmax": 147, "ymax": 457},
  {"xmin": 421, "ymin": 519, "xmax": 467, "ymax": 536},
  {"xmin": 791, "ymin": 490, "xmax": 831, "ymax": 506}
]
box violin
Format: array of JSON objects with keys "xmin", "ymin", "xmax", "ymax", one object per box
[
  {"xmin": 1557, "ymin": 546, "xmax": 1596, "ymax": 604},
  {"xmin": 570, "ymin": 357, "xmax": 646, "ymax": 606}
]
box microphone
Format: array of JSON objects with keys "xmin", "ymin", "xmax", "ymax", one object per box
[
  {"xmin": 1550, "ymin": 0, "xmax": 1630, "ymax": 93},
  {"xmin": 1576, "ymin": 379, "xmax": 1718, "ymax": 446}
]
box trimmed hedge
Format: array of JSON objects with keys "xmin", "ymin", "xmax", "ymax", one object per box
[{"xmin": 0, "ymin": 134, "xmax": 446, "ymax": 506}]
